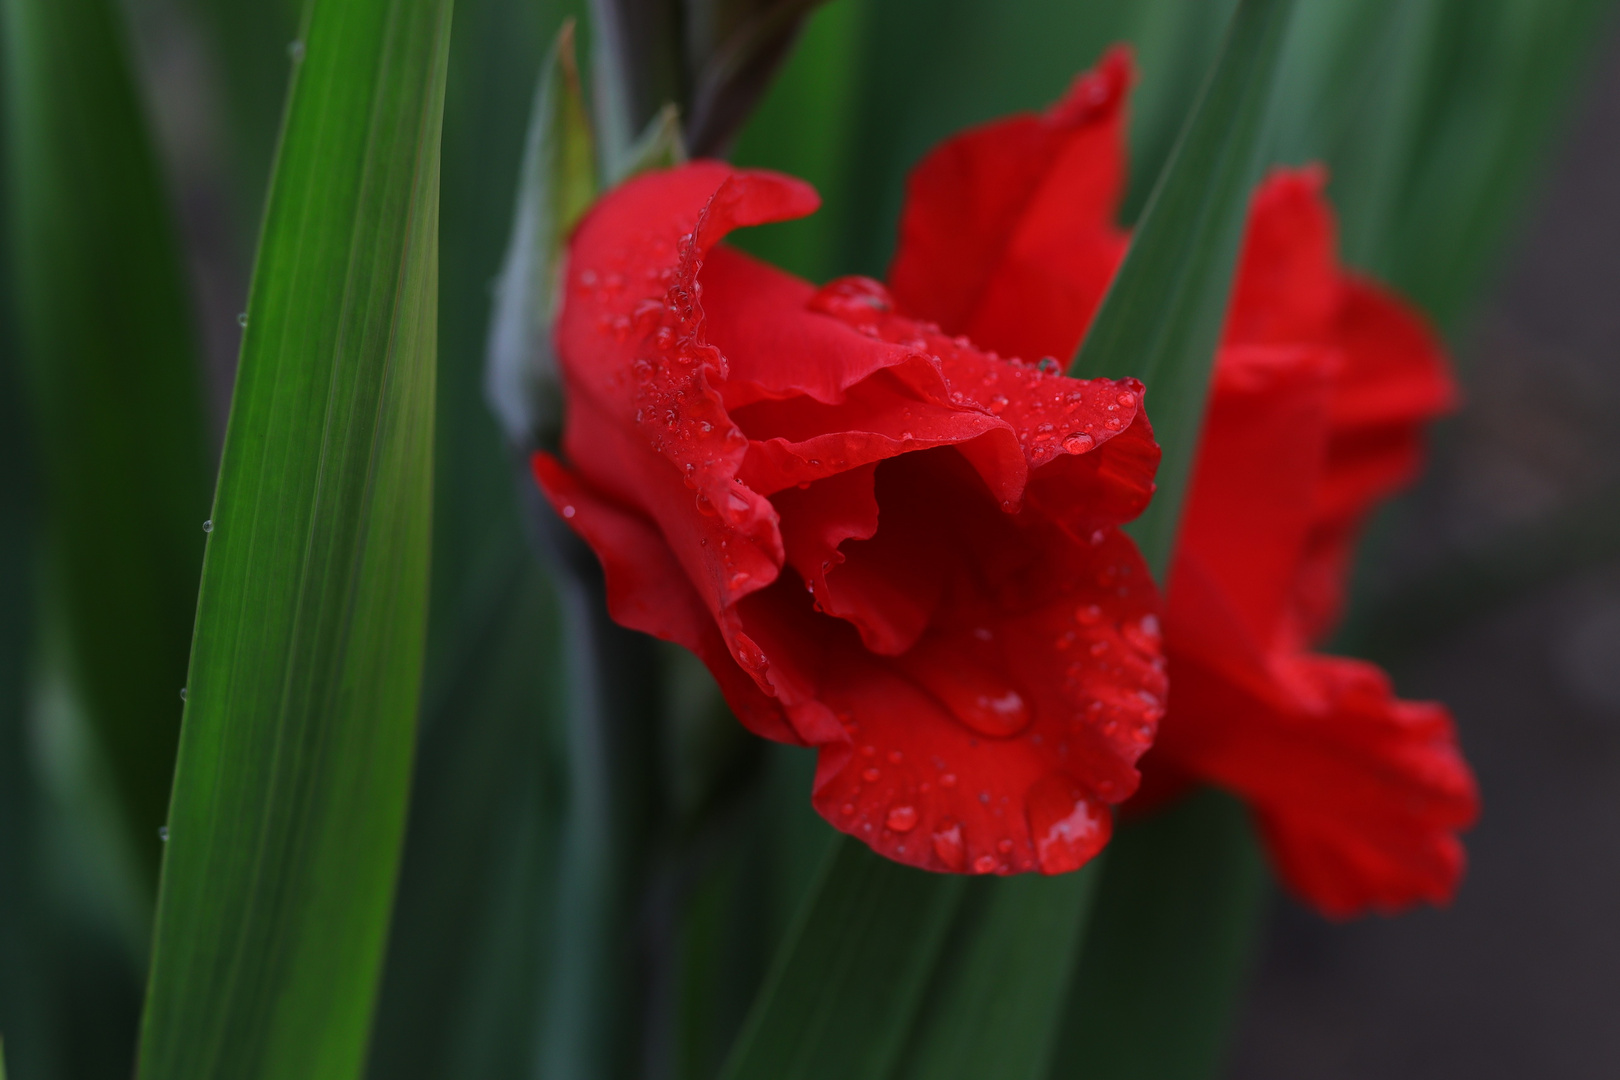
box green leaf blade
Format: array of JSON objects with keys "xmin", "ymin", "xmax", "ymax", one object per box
[
  {"xmin": 894, "ymin": 867, "xmax": 1099, "ymax": 1080},
  {"xmin": 136, "ymin": 1, "xmax": 454, "ymax": 1076},
  {"xmin": 1071, "ymin": 0, "xmax": 1298, "ymax": 579},
  {"xmin": 1048, "ymin": 793, "xmax": 1265, "ymax": 1080},
  {"xmin": 720, "ymin": 838, "xmax": 965, "ymax": 1080}
]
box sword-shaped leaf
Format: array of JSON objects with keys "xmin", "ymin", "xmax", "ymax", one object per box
[{"xmin": 135, "ymin": 0, "xmax": 452, "ymax": 1075}]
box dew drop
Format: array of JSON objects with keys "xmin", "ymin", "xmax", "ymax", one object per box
[
  {"xmin": 862, "ymin": 767, "xmax": 881, "ymax": 783},
  {"xmin": 236, "ymin": 312, "xmax": 248, "ymax": 327},
  {"xmin": 1027, "ymin": 777, "xmax": 1109, "ymax": 874},
  {"xmin": 932, "ymin": 821, "xmax": 966, "ymax": 871},
  {"xmin": 997, "ymin": 838, "xmax": 1014, "ymax": 854},
  {"xmin": 988, "ymin": 394, "xmax": 1009, "ymax": 414},
  {"xmin": 734, "ymin": 633, "xmax": 769, "ymax": 674},
  {"xmin": 179, "ymin": 687, "xmax": 187, "ymax": 702},
  {"xmin": 1062, "ymin": 432, "xmax": 1095, "ymax": 453},
  {"xmin": 1117, "ymin": 391, "xmax": 1137, "ymax": 407},
  {"xmin": 887, "ymin": 749, "xmax": 903, "ymax": 764},
  {"xmin": 886, "ymin": 805, "xmax": 918, "ymax": 832},
  {"xmin": 561, "ymin": 505, "xmax": 576, "ymax": 519},
  {"xmin": 841, "ymin": 803, "xmax": 855, "ymax": 816},
  {"xmin": 973, "ymin": 854, "xmax": 999, "ymax": 874},
  {"xmin": 939, "ymin": 773, "xmax": 957, "ymax": 788},
  {"xmin": 287, "ymin": 39, "xmax": 305, "ymax": 62},
  {"xmin": 158, "ymin": 826, "xmax": 169, "ymax": 842},
  {"xmin": 202, "ymin": 519, "xmax": 213, "ymax": 533},
  {"xmin": 729, "ymin": 571, "xmax": 751, "ymax": 589}
]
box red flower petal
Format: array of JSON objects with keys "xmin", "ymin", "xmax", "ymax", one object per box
[
  {"xmin": 888, "ymin": 47, "xmax": 1132, "ymax": 363},
  {"xmin": 1151, "ymin": 646, "xmax": 1478, "ymax": 917},
  {"xmin": 543, "ymin": 160, "xmax": 1166, "ymax": 873},
  {"xmin": 878, "ymin": 52, "xmax": 1474, "ymax": 912}
]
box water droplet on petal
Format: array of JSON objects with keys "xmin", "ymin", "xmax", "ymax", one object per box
[
  {"xmin": 988, "ymin": 394, "xmax": 1009, "ymax": 414},
  {"xmin": 973, "ymin": 854, "xmax": 999, "ymax": 874},
  {"xmin": 862, "ymin": 767, "xmax": 881, "ymax": 783},
  {"xmin": 886, "ymin": 805, "xmax": 918, "ymax": 832},
  {"xmin": 1117, "ymin": 391, "xmax": 1137, "ymax": 407},
  {"xmin": 841, "ymin": 803, "xmax": 855, "ymax": 816},
  {"xmin": 939, "ymin": 773, "xmax": 957, "ymax": 788},
  {"xmin": 561, "ymin": 505, "xmax": 576, "ymax": 519},
  {"xmin": 1062, "ymin": 432, "xmax": 1094, "ymax": 453},
  {"xmin": 1027, "ymin": 776, "xmax": 1110, "ymax": 874},
  {"xmin": 899, "ymin": 636, "xmax": 1032, "ymax": 737},
  {"xmin": 933, "ymin": 821, "xmax": 966, "ymax": 871},
  {"xmin": 734, "ymin": 633, "xmax": 769, "ymax": 674}
]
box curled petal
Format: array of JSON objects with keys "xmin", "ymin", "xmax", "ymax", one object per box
[{"xmin": 546, "ymin": 161, "xmax": 1166, "ymax": 874}]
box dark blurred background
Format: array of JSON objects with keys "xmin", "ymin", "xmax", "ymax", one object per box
[{"xmin": 1231, "ymin": 18, "xmax": 1620, "ymax": 1080}]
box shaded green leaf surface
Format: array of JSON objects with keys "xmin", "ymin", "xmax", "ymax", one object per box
[
  {"xmin": 1072, "ymin": 0, "xmax": 1298, "ymax": 578},
  {"xmin": 720, "ymin": 839, "xmax": 964, "ymax": 1080},
  {"xmin": 135, "ymin": 0, "xmax": 454, "ymax": 1076},
  {"xmin": 2, "ymin": 0, "xmax": 212, "ymax": 886}
]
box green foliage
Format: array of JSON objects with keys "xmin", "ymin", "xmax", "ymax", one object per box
[
  {"xmin": 893, "ymin": 869, "xmax": 1098, "ymax": 1080},
  {"xmin": 1074, "ymin": 0, "xmax": 1298, "ymax": 578},
  {"xmin": 720, "ymin": 839, "xmax": 965, "ymax": 1080},
  {"xmin": 1047, "ymin": 792, "xmax": 1266, "ymax": 1080},
  {"xmin": 134, "ymin": 0, "xmax": 453, "ymax": 1076},
  {"xmin": 366, "ymin": 0, "xmax": 583, "ymax": 1075},
  {"xmin": 1, "ymin": 0, "xmax": 212, "ymax": 889}
]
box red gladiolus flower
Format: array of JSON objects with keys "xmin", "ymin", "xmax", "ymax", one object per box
[
  {"xmin": 534, "ymin": 156, "xmax": 1168, "ymax": 876},
  {"xmin": 889, "ymin": 47, "xmax": 1479, "ymax": 914}
]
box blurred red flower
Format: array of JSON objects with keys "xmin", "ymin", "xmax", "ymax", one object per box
[
  {"xmin": 535, "ymin": 161, "xmax": 1165, "ymax": 876},
  {"xmin": 890, "ymin": 47, "xmax": 1479, "ymax": 913}
]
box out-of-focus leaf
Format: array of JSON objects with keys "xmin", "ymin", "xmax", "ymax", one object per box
[
  {"xmin": 619, "ymin": 101, "xmax": 687, "ymax": 180},
  {"xmin": 1, "ymin": 0, "xmax": 212, "ymax": 887},
  {"xmin": 366, "ymin": 0, "xmax": 576, "ymax": 1074},
  {"xmin": 529, "ymin": 526, "xmax": 664, "ymax": 1080},
  {"xmin": 684, "ymin": 0, "xmax": 829, "ymax": 156},
  {"xmin": 1382, "ymin": 0, "xmax": 1617, "ymax": 329},
  {"xmin": 486, "ymin": 18, "xmax": 596, "ymax": 449},
  {"xmin": 1047, "ymin": 792, "xmax": 1266, "ymax": 1080},
  {"xmin": 729, "ymin": 0, "xmax": 870, "ymax": 281},
  {"xmin": 719, "ymin": 839, "xmax": 964, "ymax": 1080},
  {"xmin": 368, "ymin": 552, "xmax": 565, "ymax": 1080},
  {"xmin": 590, "ymin": 0, "xmax": 832, "ymax": 165},
  {"xmin": 134, "ymin": 0, "xmax": 452, "ymax": 1076},
  {"xmin": 893, "ymin": 868, "xmax": 1098, "ymax": 1080},
  {"xmin": 1072, "ymin": 0, "xmax": 1297, "ymax": 578},
  {"xmin": 588, "ymin": 0, "xmax": 682, "ymax": 173}
]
